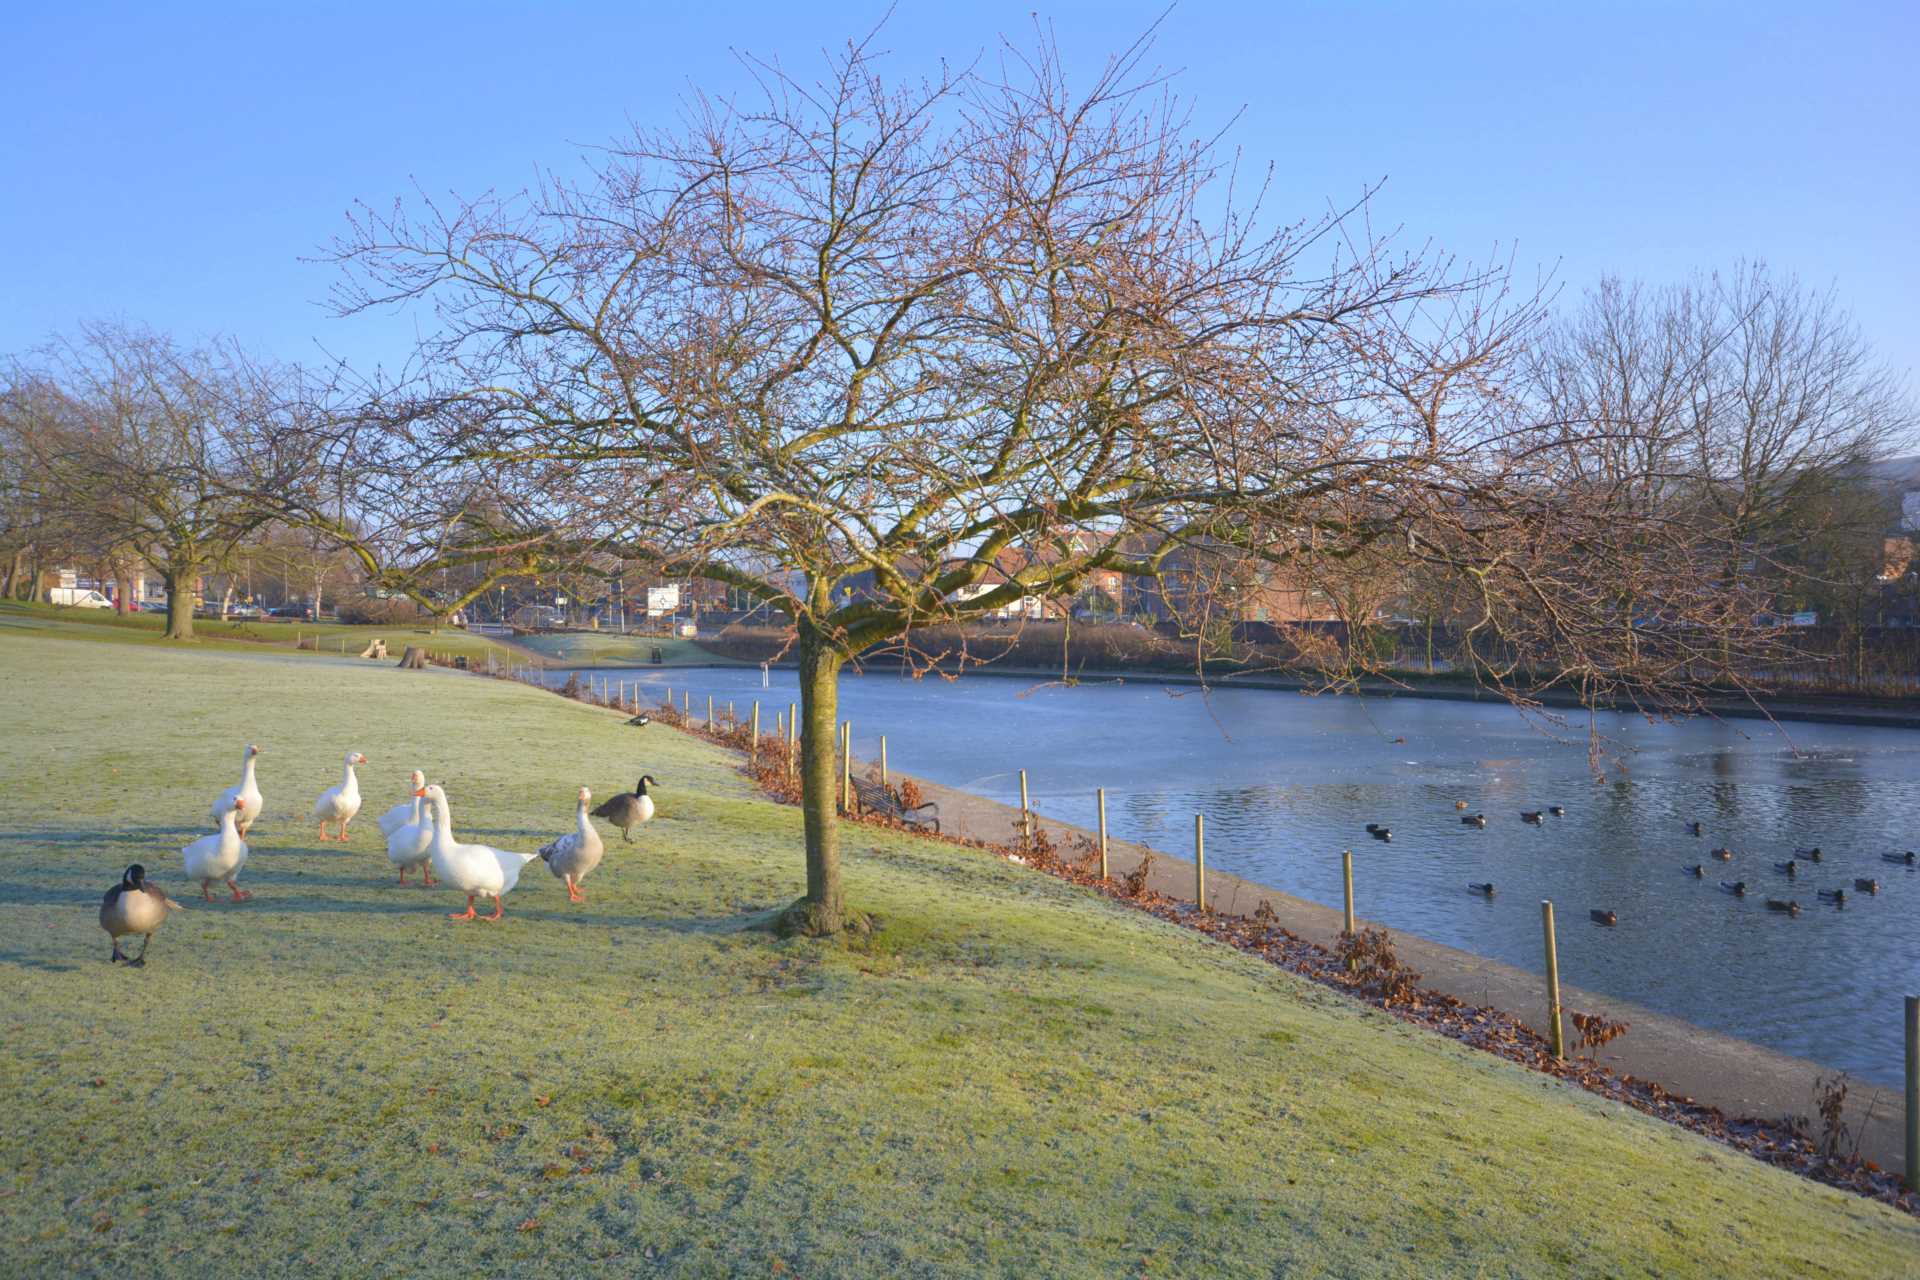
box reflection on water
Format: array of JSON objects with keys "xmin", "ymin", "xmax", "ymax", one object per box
[{"xmin": 554, "ymin": 665, "xmax": 1920, "ymax": 1085}]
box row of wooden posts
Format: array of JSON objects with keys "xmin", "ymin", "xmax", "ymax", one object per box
[{"xmin": 559, "ymin": 670, "xmax": 1920, "ymax": 1192}]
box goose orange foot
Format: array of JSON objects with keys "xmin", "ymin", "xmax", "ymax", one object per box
[
  {"xmin": 479, "ymin": 899, "xmax": 505, "ymax": 922},
  {"xmin": 449, "ymin": 896, "xmax": 478, "ymax": 922},
  {"xmin": 226, "ymin": 883, "xmax": 252, "ymax": 902}
]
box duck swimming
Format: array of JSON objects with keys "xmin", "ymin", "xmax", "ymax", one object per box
[
  {"xmin": 1689, "ymin": 821, "xmax": 1703, "ymax": 837},
  {"xmin": 1468, "ymin": 882, "xmax": 1495, "ymax": 896},
  {"xmin": 1683, "ymin": 864, "xmax": 1705, "ymax": 877},
  {"xmin": 1817, "ymin": 888, "xmax": 1847, "ymax": 905},
  {"xmin": 1520, "ymin": 811, "xmax": 1544, "ymax": 825},
  {"xmin": 1853, "ymin": 878, "xmax": 1881, "ymax": 895},
  {"xmin": 1773, "ymin": 860, "xmax": 1797, "ymax": 877},
  {"xmin": 1711, "ymin": 847, "xmax": 1734, "ymax": 861},
  {"xmin": 1883, "ymin": 851, "xmax": 1916, "ymax": 866},
  {"xmin": 1720, "ymin": 880, "xmax": 1747, "ymax": 896},
  {"xmin": 1589, "ymin": 909, "xmax": 1617, "ymax": 926},
  {"xmin": 99, "ymin": 864, "xmax": 184, "ymax": 966},
  {"xmin": 1461, "ymin": 814, "xmax": 1488, "ymax": 828},
  {"xmin": 1549, "ymin": 806, "xmax": 1565, "ymax": 818},
  {"xmin": 1794, "ymin": 847, "xmax": 1822, "ymax": 862},
  {"xmin": 1765, "ymin": 898, "xmax": 1801, "ymax": 916}
]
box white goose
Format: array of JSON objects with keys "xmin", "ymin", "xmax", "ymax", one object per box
[
  {"xmin": 313, "ymin": 751, "xmax": 368, "ymax": 842},
  {"xmin": 213, "ymin": 743, "xmax": 263, "ymax": 836},
  {"xmin": 376, "ymin": 770, "xmax": 428, "ymax": 837},
  {"xmin": 385, "ymin": 788, "xmax": 435, "ymax": 886},
  {"xmin": 420, "ymin": 783, "xmax": 537, "ymax": 921},
  {"xmin": 538, "ymin": 786, "xmax": 606, "ymax": 903},
  {"xmin": 184, "ymin": 796, "xmax": 252, "ymax": 901}
]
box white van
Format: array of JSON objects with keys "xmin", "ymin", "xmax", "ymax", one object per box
[{"xmin": 50, "ymin": 587, "xmax": 113, "ymax": 609}]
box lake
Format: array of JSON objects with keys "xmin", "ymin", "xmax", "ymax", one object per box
[{"xmin": 549, "ymin": 663, "xmax": 1919, "ymax": 1087}]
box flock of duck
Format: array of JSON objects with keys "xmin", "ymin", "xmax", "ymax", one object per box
[
  {"xmin": 97, "ymin": 744, "xmax": 660, "ymax": 965},
  {"xmin": 1358, "ymin": 799, "xmax": 1916, "ymax": 926}
]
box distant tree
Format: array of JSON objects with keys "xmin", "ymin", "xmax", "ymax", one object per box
[
  {"xmin": 3, "ymin": 323, "xmax": 322, "ymax": 639},
  {"xmin": 313, "ymin": 30, "xmax": 1789, "ymax": 934}
]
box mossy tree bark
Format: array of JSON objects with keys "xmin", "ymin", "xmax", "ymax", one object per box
[
  {"xmin": 163, "ymin": 562, "xmax": 196, "ymax": 640},
  {"xmin": 788, "ymin": 618, "xmax": 847, "ymax": 935}
]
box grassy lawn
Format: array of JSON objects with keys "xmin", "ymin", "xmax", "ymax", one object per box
[
  {"xmin": 508, "ymin": 629, "xmax": 746, "ymax": 667},
  {"xmin": 0, "ymin": 600, "xmax": 514, "ymax": 663},
  {"xmin": 0, "ymin": 632, "xmax": 1914, "ymax": 1278}
]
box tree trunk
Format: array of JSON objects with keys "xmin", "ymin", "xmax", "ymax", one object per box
[
  {"xmin": 784, "ymin": 619, "xmax": 848, "ymax": 935},
  {"xmin": 163, "ymin": 563, "xmax": 195, "ymax": 640},
  {"xmin": 313, "ymin": 571, "xmax": 324, "ymax": 621}
]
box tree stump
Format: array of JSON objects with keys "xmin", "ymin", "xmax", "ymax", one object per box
[{"xmin": 397, "ymin": 645, "xmax": 428, "ymax": 669}]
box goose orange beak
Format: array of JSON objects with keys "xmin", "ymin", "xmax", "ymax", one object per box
[{"xmin": 414, "ymin": 788, "xmax": 427, "ymax": 797}]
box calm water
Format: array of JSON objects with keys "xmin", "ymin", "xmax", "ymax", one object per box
[{"xmin": 555, "ymin": 665, "xmax": 1920, "ymax": 1086}]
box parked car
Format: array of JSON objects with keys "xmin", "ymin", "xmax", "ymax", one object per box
[{"xmin": 139, "ymin": 600, "xmax": 170, "ymax": 614}]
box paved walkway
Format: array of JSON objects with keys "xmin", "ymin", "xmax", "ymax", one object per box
[{"xmin": 877, "ymin": 760, "xmax": 1910, "ymax": 1175}]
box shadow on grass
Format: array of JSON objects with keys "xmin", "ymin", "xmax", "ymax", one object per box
[{"xmin": 0, "ymin": 947, "xmax": 83, "ymax": 972}]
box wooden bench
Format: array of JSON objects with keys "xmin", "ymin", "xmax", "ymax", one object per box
[{"xmin": 852, "ymin": 777, "xmax": 940, "ymax": 833}]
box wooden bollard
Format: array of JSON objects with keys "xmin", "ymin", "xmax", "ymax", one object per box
[
  {"xmin": 787, "ymin": 702, "xmax": 797, "ymax": 778},
  {"xmin": 1542, "ymin": 900, "xmax": 1566, "ymax": 1059},
  {"xmin": 1096, "ymin": 788, "xmax": 1108, "ymax": 879},
  {"xmin": 1906, "ymin": 994, "xmax": 1917, "ymax": 1192},
  {"xmin": 879, "ymin": 735, "xmax": 889, "ymax": 790},
  {"xmin": 1018, "ymin": 770, "xmax": 1031, "ymax": 848},
  {"xmin": 840, "ymin": 721, "xmax": 852, "ymax": 813},
  {"xmin": 1195, "ymin": 814, "xmax": 1206, "ymax": 911},
  {"xmin": 707, "ymin": 695, "xmax": 714, "ymax": 732},
  {"xmin": 1342, "ymin": 849, "xmax": 1356, "ymax": 970},
  {"xmin": 750, "ymin": 702, "xmax": 760, "ymax": 764},
  {"xmin": 682, "ymin": 691, "xmax": 689, "ymax": 715}
]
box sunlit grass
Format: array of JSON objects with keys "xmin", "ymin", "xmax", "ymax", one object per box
[
  {"xmin": 507, "ymin": 629, "xmax": 747, "ymax": 667},
  {"xmin": 0, "ymin": 600, "xmax": 513, "ymax": 662},
  {"xmin": 0, "ymin": 632, "xmax": 1913, "ymax": 1277}
]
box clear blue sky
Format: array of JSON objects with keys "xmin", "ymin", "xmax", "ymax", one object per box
[{"xmin": 3, "ymin": 2, "xmax": 1915, "ymax": 378}]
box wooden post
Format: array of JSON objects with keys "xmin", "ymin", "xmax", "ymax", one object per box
[
  {"xmin": 787, "ymin": 702, "xmax": 797, "ymax": 778},
  {"xmin": 1906, "ymin": 994, "xmax": 1917, "ymax": 1192},
  {"xmin": 1195, "ymin": 814, "xmax": 1206, "ymax": 911},
  {"xmin": 706, "ymin": 695, "xmax": 714, "ymax": 732},
  {"xmin": 682, "ymin": 690, "xmax": 689, "ymax": 715},
  {"xmin": 840, "ymin": 720, "xmax": 852, "ymax": 813},
  {"xmin": 1343, "ymin": 849, "xmax": 1356, "ymax": 934},
  {"xmin": 727, "ymin": 700, "xmax": 735, "ymax": 729},
  {"xmin": 1542, "ymin": 900, "xmax": 1566, "ymax": 1059},
  {"xmin": 751, "ymin": 701, "xmax": 760, "ymax": 765},
  {"xmin": 1018, "ymin": 770, "xmax": 1031, "ymax": 848},
  {"xmin": 1096, "ymin": 788, "xmax": 1108, "ymax": 879},
  {"xmin": 879, "ymin": 736, "xmax": 888, "ymax": 789}
]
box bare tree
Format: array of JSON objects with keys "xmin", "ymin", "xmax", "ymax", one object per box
[
  {"xmin": 5, "ymin": 323, "xmax": 321, "ymax": 639},
  {"xmin": 312, "ymin": 30, "xmax": 1786, "ymax": 933}
]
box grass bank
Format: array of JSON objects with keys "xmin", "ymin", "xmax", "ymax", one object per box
[
  {"xmin": 506, "ymin": 630, "xmax": 746, "ymax": 668},
  {"xmin": 0, "ymin": 633, "xmax": 1914, "ymax": 1277},
  {"xmin": 0, "ymin": 600, "xmax": 513, "ymax": 663}
]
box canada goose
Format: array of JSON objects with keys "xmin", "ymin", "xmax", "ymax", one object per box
[
  {"xmin": 1520, "ymin": 811, "xmax": 1544, "ymax": 825},
  {"xmin": 1720, "ymin": 880, "xmax": 1747, "ymax": 896},
  {"xmin": 1853, "ymin": 878, "xmax": 1881, "ymax": 895},
  {"xmin": 1468, "ymin": 882, "xmax": 1495, "ymax": 896},
  {"xmin": 1688, "ymin": 821, "xmax": 1703, "ymax": 837},
  {"xmin": 1683, "ymin": 864, "xmax": 1705, "ymax": 877},
  {"xmin": 626, "ymin": 713, "xmax": 651, "ymax": 727},
  {"xmin": 1711, "ymin": 847, "xmax": 1734, "ymax": 861},
  {"xmin": 1589, "ymin": 909, "xmax": 1617, "ymax": 926},
  {"xmin": 1764, "ymin": 898, "xmax": 1801, "ymax": 916},
  {"xmin": 1882, "ymin": 851, "xmax": 1916, "ymax": 866},
  {"xmin": 1794, "ymin": 847, "xmax": 1823, "ymax": 862},
  {"xmin": 1461, "ymin": 814, "xmax": 1487, "ymax": 828},
  {"xmin": 1549, "ymin": 805, "xmax": 1566, "ymax": 818},
  {"xmin": 99, "ymin": 864, "xmax": 184, "ymax": 965},
  {"xmin": 1773, "ymin": 860, "xmax": 1797, "ymax": 877},
  {"xmin": 591, "ymin": 776, "xmax": 657, "ymax": 843},
  {"xmin": 1817, "ymin": 888, "xmax": 1847, "ymax": 905}
]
